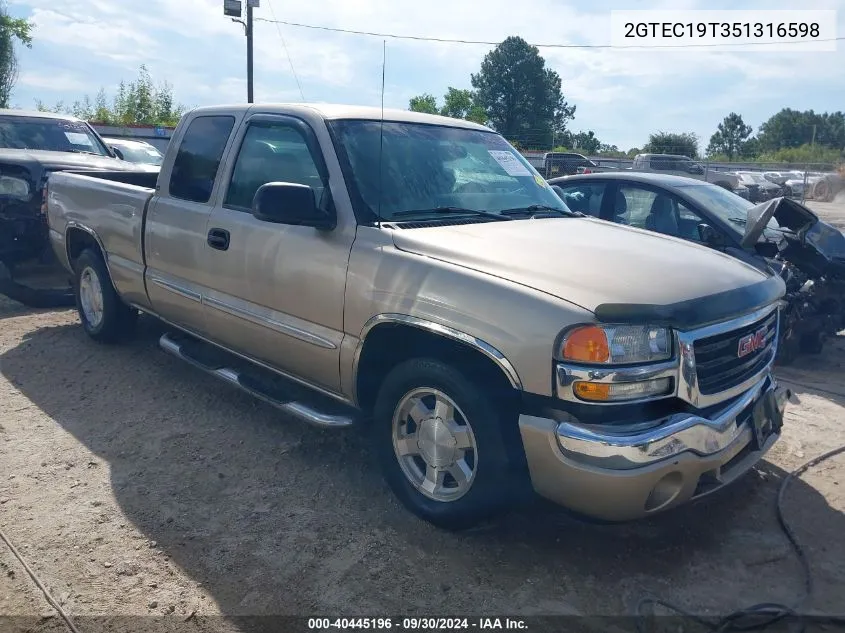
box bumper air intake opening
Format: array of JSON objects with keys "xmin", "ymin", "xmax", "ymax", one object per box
[{"xmin": 644, "ymin": 471, "xmax": 684, "ymax": 512}]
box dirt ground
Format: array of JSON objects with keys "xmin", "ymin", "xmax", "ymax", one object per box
[{"xmin": 1, "ymin": 203, "xmax": 845, "ymax": 632}]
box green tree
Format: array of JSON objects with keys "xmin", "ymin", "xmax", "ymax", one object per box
[
  {"xmin": 408, "ymin": 93, "xmax": 438, "ymax": 114},
  {"xmin": 93, "ymin": 88, "xmax": 111, "ymax": 123},
  {"xmin": 626, "ymin": 147, "xmax": 641, "ymax": 158},
  {"xmin": 570, "ymin": 130, "xmax": 600, "ymax": 155},
  {"xmin": 757, "ymin": 108, "xmax": 845, "ymax": 152},
  {"xmin": 757, "ymin": 143, "xmax": 843, "ymax": 167},
  {"xmin": 740, "ymin": 136, "xmax": 760, "ymax": 159},
  {"xmin": 471, "ymin": 36, "xmax": 575, "ymax": 147},
  {"xmin": 706, "ymin": 112, "xmax": 753, "ymax": 160},
  {"xmin": 643, "ymin": 131, "xmax": 699, "ymax": 158},
  {"xmin": 37, "ymin": 66, "xmax": 185, "ymax": 126},
  {"xmin": 34, "ymin": 98, "xmax": 64, "ymax": 113},
  {"xmin": 440, "ymin": 87, "xmax": 487, "ymax": 125},
  {"xmin": 597, "ymin": 143, "xmax": 624, "ymax": 157},
  {"xmin": 0, "ymin": 1, "xmax": 34, "ymax": 108}
]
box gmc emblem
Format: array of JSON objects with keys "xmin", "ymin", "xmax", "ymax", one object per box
[{"xmin": 737, "ymin": 327, "xmax": 768, "ymax": 358}]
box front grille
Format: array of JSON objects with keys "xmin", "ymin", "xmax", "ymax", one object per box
[{"xmin": 693, "ymin": 311, "xmax": 777, "ymax": 395}]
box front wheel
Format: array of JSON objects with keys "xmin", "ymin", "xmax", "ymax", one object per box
[
  {"xmin": 74, "ymin": 249, "xmax": 137, "ymax": 343},
  {"xmin": 372, "ymin": 358, "xmax": 519, "ymax": 530}
]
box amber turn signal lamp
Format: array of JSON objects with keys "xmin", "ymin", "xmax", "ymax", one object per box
[{"xmin": 562, "ymin": 326, "xmax": 610, "ymax": 363}]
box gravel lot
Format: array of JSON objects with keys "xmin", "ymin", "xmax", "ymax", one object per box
[{"xmin": 2, "ymin": 200, "xmax": 845, "ymax": 632}]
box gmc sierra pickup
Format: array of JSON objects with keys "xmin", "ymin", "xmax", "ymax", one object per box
[{"xmin": 46, "ymin": 103, "xmax": 790, "ymax": 529}]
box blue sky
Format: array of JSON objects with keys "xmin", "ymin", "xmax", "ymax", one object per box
[{"xmin": 6, "ymin": 0, "xmax": 845, "ymax": 150}]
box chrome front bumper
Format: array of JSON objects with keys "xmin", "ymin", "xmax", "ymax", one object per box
[{"xmin": 518, "ymin": 375, "xmax": 790, "ymax": 521}]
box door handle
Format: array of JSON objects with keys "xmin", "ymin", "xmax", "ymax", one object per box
[{"xmin": 207, "ymin": 228, "xmax": 230, "ymax": 251}]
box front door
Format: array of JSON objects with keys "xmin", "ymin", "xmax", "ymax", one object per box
[{"xmin": 202, "ymin": 114, "xmax": 355, "ymax": 394}]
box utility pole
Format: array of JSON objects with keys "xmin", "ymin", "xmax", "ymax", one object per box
[
  {"xmin": 246, "ymin": 1, "xmax": 254, "ymax": 103},
  {"xmin": 224, "ymin": 0, "xmax": 258, "ymax": 103}
]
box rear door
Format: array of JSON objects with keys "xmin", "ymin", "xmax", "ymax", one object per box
[{"xmin": 144, "ymin": 113, "xmax": 240, "ymax": 334}]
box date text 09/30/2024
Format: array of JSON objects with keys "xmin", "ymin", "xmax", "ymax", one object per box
[{"xmin": 307, "ymin": 618, "xmax": 528, "ymax": 631}]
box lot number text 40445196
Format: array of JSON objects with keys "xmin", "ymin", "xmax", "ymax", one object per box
[{"xmin": 307, "ymin": 618, "xmax": 528, "ymax": 631}]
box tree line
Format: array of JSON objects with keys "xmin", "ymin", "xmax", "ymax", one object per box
[
  {"xmin": 34, "ymin": 65, "xmax": 186, "ymax": 128},
  {"xmin": 704, "ymin": 109, "xmax": 845, "ymax": 164}
]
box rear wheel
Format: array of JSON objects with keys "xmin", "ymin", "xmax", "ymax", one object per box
[
  {"xmin": 372, "ymin": 357, "xmax": 520, "ymax": 530},
  {"xmin": 74, "ymin": 249, "xmax": 137, "ymax": 343}
]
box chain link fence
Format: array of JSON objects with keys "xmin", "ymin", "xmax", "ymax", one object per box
[{"xmin": 518, "ymin": 144, "xmax": 845, "ymax": 205}]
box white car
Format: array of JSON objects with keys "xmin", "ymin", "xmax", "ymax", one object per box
[{"xmin": 103, "ymin": 137, "xmax": 163, "ymax": 172}]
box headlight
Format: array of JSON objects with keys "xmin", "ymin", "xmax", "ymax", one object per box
[
  {"xmin": 559, "ymin": 324, "xmax": 672, "ymax": 365},
  {"xmin": 0, "ymin": 175, "xmax": 31, "ymax": 200}
]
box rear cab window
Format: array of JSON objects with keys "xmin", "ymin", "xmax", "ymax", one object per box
[{"xmin": 168, "ymin": 115, "xmax": 236, "ymax": 203}]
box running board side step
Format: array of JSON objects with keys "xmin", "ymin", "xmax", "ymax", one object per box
[{"xmin": 158, "ymin": 332, "xmax": 356, "ymax": 429}]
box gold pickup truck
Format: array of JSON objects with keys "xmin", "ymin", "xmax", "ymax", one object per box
[{"xmin": 45, "ymin": 104, "xmax": 790, "ymax": 529}]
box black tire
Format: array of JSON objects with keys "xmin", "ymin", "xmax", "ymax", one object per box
[
  {"xmin": 73, "ymin": 248, "xmax": 137, "ymax": 343},
  {"xmin": 372, "ymin": 357, "xmax": 521, "ymax": 530}
]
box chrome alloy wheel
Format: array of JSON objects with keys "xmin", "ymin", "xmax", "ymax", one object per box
[
  {"xmin": 391, "ymin": 388, "xmax": 478, "ymax": 502},
  {"xmin": 78, "ymin": 266, "xmax": 105, "ymax": 328}
]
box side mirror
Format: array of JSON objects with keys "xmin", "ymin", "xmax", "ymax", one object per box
[
  {"xmin": 112, "ymin": 147, "xmax": 124, "ymax": 160},
  {"xmin": 252, "ymin": 182, "xmax": 335, "ymax": 230},
  {"xmin": 698, "ymin": 223, "xmax": 720, "ymax": 245}
]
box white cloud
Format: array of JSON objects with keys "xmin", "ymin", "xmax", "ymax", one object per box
[
  {"xmin": 28, "ymin": 8, "xmax": 159, "ymax": 63},
  {"xmin": 8, "ymin": 0, "xmax": 844, "ymax": 148},
  {"xmin": 17, "ymin": 71, "xmax": 88, "ymax": 92}
]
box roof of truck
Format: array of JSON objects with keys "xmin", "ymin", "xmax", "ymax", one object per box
[
  {"xmin": 0, "ymin": 108, "xmax": 84, "ymax": 121},
  {"xmin": 187, "ymin": 103, "xmax": 493, "ymax": 131}
]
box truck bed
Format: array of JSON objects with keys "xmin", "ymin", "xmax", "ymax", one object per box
[{"xmin": 46, "ymin": 170, "xmax": 157, "ymax": 305}]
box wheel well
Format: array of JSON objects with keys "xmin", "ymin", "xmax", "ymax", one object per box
[
  {"xmin": 355, "ymin": 323, "xmax": 517, "ymax": 414},
  {"xmin": 66, "ymin": 228, "xmax": 102, "ymax": 267}
]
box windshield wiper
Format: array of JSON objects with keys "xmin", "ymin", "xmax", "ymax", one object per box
[
  {"xmin": 500, "ymin": 204, "xmax": 583, "ymax": 218},
  {"xmin": 391, "ymin": 206, "xmax": 512, "ymax": 221},
  {"xmin": 67, "ymin": 149, "xmax": 102, "ymax": 156}
]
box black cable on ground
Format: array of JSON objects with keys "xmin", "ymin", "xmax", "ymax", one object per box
[
  {"xmin": 0, "ymin": 525, "xmax": 82, "ymax": 633},
  {"xmin": 635, "ymin": 443, "xmax": 845, "ymax": 633}
]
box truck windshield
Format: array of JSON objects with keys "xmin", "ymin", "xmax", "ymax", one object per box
[
  {"xmin": 0, "ymin": 115, "xmax": 110, "ymax": 156},
  {"xmin": 328, "ymin": 120, "xmax": 571, "ymax": 223}
]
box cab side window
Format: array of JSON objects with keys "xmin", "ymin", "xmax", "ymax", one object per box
[
  {"xmin": 169, "ymin": 116, "xmax": 235, "ymax": 203},
  {"xmin": 616, "ymin": 185, "xmax": 707, "ymax": 240},
  {"xmin": 225, "ymin": 121, "xmax": 326, "ymax": 211}
]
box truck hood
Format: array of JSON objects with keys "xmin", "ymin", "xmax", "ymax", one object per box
[
  {"xmin": 391, "ymin": 217, "xmax": 778, "ymax": 328},
  {"xmin": 0, "ymin": 148, "xmax": 141, "ymax": 171}
]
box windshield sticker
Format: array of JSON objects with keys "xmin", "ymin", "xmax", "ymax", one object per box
[
  {"xmin": 534, "ymin": 174, "xmax": 548, "ymax": 188},
  {"xmin": 488, "ymin": 150, "xmax": 531, "ymax": 177},
  {"xmin": 64, "ymin": 132, "xmax": 93, "ymax": 146}
]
